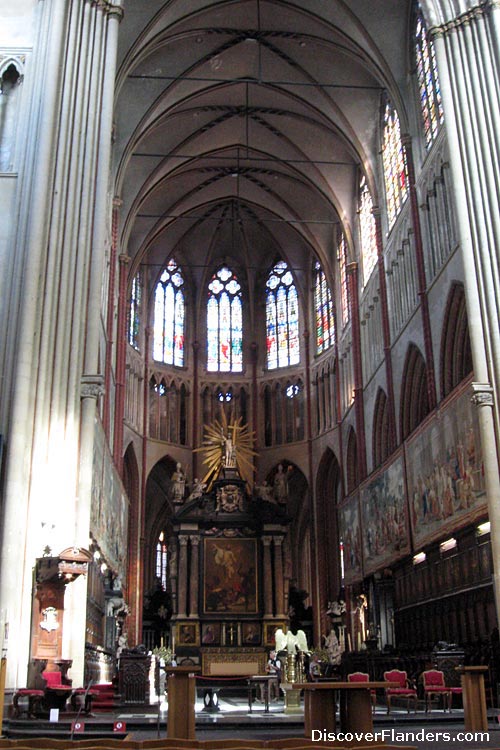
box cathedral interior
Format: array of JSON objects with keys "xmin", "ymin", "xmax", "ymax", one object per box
[{"xmin": 1, "ymin": 0, "xmax": 500, "ymax": 705}]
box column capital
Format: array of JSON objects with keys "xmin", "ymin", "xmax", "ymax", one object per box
[
  {"xmin": 118, "ymin": 253, "xmax": 130, "ymax": 266},
  {"xmin": 429, "ymin": 1, "xmax": 497, "ymax": 38},
  {"xmin": 92, "ymin": 1, "xmax": 124, "ymax": 20},
  {"xmin": 81, "ymin": 374, "xmax": 105, "ymax": 400},
  {"xmin": 262, "ymin": 536, "xmax": 272, "ymax": 546},
  {"xmin": 179, "ymin": 536, "xmax": 189, "ymax": 547},
  {"xmin": 190, "ymin": 535, "xmax": 200, "ymax": 546},
  {"xmin": 471, "ymin": 382, "xmax": 494, "ymax": 407}
]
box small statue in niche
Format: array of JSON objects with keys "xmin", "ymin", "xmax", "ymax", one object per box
[
  {"xmin": 255, "ymin": 480, "xmax": 276, "ymax": 503},
  {"xmin": 273, "ymin": 464, "xmax": 291, "ymax": 503},
  {"xmin": 171, "ymin": 462, "xmax": 186, "ymax": 503},
  {"xmin": 323, "ymin": 628, "xmax": 343, "ymax": 665}
]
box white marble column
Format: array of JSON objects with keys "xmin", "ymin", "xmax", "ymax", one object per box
[{"xmin": 429, "ymin": 0, "xmax": 500, "ymax": 616}]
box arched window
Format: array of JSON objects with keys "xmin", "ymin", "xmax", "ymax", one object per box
[
  {"xmin": 359, "ymin": 176, "xmax": 378, "ymax": 286},
  {"xmin": 337, "ymin": 231, "xmax": 350, "ymax": 328},
  {"xmin": 0, "ymin": 61, "xmax": 23, "ymax": 172},
  {"xmin": 314, "ymin": 261, "xmax": 335, "ymax": 354},
  {"xmin": 382, "ymin": 101, "xmax": 409, "ymax": 230},
  {"xmin": 156, "ymin": 531, "xmax": 168, "ymax": 591},
  {"xmin": 207, "ymin": 266, "xmax": 243, "ymax": 372},
  {"xmin": 153, "ymin": 259, "xmax": 185, "ymax": 366},
  {"xmin": 128, "ymin": 271, "xmax": 142, "ymax": 350},
  {"xmin": 266, "ymin": 261, "xmax": 300, "ymax": 369},
  {"xmin": 415, "ymin": 6, "xmax": 444, "ymax": 148}
]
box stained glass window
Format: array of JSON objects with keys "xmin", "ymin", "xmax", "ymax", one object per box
[
  {"xmin": 337, "ymin": 231, "xmax": 350, "ymax": 327},
  {"xmin": 359, "ymin": 176, "xmax": 378, "ymax": 285},
  {"xmin": 382, "ymin": 101, "xmax": 409, "ymax": 230},
  {"xmin": 128, "ymin": 271, "xmax": 142, "ymax": 350},
  {"xmin": 314, "ymin": 261, "xmax": 335, "ymax": 354},
  {"xmin": 207, "ymin": 266, "xmax": 243, "ymax": 372},
  {"xmin": 266, "ymin": 261, "xmax": 300, "ymax": 369},
  {"xmin": 415, "ymin": 7, "xmax": 444, "ymax": 148},
  {"xmin": 156, "ymin": 531, "xmax": 168, "ymax": 591},
  {"xmin": 153, "ymin": 259, "xmax": 185, "ymax": 366}
]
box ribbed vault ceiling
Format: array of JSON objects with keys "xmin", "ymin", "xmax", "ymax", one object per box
[{"xmin": 114, "ymin": 0, "xmax": 412, "ymax": 294}]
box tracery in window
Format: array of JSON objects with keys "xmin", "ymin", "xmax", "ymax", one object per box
[
  {"xmin": 415, "ymin": 6, "xmax": 444, "ymax": 148},
  {"xmin": 359, "ymin": 176, "xmax": 378, "ymax": 286},
  {"xmin": 337, "ymin": 231, "xmax": 350, "ymax": 328},
  {"xmin": 128, "ymin": 271, "xmax": 142, "ymax": 350},
  {"xmin": 314, "ymin": 261, "xmax": 335, "ymax": 354},
  {"xmin": 266, "ymin": 261, "xmax": 300, "ymax": 369},
  {"xmin": 156, "ymin": 531, "xmax": 168, "ymax": 591},
  {"xmin": 382, "ymin": 102, "xmax": 409, "ymax": 230},
  {"xmin": 207, "ymin": 266, "xmax": 243, "ymax": 372},
  {"xmin": 153, "ymin": 259, "xmax": 185, "ymax": 366}
]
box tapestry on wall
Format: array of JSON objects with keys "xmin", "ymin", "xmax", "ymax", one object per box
[
  {"xmin": 337, "ymin": 493, "xmax": 363, "ymax": 583},
  {"xmin": 90, "ymin": 417, "xmax": 129, "ymax": 578},
  {"xmin": 360, "ymin": 452, "xmax": 409, "ymax": 575},
  {"xmin": 406, "ymin": 383, "xmax": 486, "ymax": 548}
]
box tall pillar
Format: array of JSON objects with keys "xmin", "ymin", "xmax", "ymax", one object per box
[
  {"xmin": 429, "ymin": 1, "xmax": 500, "ymax": 617},
  {"xmin": 402, "ymin": 136, "xmax": 437, "ymax": 410},
  {"xmin": 189, "ymin": 536, "xmax": 200, "ymax": 617},
  {"xmin": 113, "ymin": 254, "xmax": 130, "ymax": 474},
  {"xmin": 262, "ymin": 536, "xmax": 273, "ymax": 617},
  {"xmin": 177, "ymin": 536, "xmax": 189, "ymax": 617},
  {"xmin": 0, "ymin": 0, "xmax": 123, "ymax": 688},
  {"xmin": 373, "ymin": 210, "xmax": 397, "ymax": 451},
  {"xmin": 346, "ymin": 262, "xmax": 367, "ymax": 479}
]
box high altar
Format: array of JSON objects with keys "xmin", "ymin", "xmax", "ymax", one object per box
[{"xmin": 168, "ymin": 414, "xmax": 291, "ymax": 674}]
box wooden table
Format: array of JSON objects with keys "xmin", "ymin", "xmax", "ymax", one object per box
[
  {"xmin": 165, "ymin": 665, "xmax": 201, "ymax": 738},
  {"xmin": 247, "ymin": 675, "xmax": 274, "ymax": 713},
  {"xmin": 293, "ymin": 681, "xmax": 397, "ymax": 736}
]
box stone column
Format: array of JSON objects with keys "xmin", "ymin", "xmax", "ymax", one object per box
[
  {"xmin": 189, "ymin": 536, "xmax": 200, "ymax": 617},
  {"xmin": 262, "ymin": 536, "xmax": 274, "ymax": 617},
  {"xmin": 273, "ymin": 537, "xmax": 285, "ymax": 618},
  {"xmin": 346, "ymin": 262, "xmax": 367, "ymax": 479},
  {"xmin": 169, "ymin": 536, "xmax": 178, "ymax": 615},
  {"xmin": 429, "ymin": 1, "xmax": 500, "ymax": 618},
  {"xmin": 177, "ymin": 537, "xmax": 189, "ymax": 617}
]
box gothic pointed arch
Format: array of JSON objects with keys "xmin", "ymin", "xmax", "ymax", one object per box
[
  {"xmin": 346, "ymin": 427, "xmax": 358, "ymax": 494},
  {"xmin": 144, "ymin": 456, "xmax": 176, "ymax": 595},
  {"xmin": 372, "ymin": 388, "xmax": 390, "ymax": 468},
  {"xmin": 440, "ymin": 282, "xmax": 473, "ymax": 399},
  {"xmin": 316, "ymin": 449, "xmax": 343, "ymax": 628},
  {"xmin": 123, "ymin": 442, "xmax": 140, "ymax": 644},
  {"xmin": 400, "ymin": 344, "xmax": 430, "ymax": 439}
]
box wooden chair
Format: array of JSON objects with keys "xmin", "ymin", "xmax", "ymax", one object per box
[
  {"xmin": 422, "ymin": 669, "xmax": 451, "ymax": 712},
  {"xmin": 347, "ymin": 671, "xmax": 376, "ymax": 713},
  {"xmin": 383, "ymin": 669, "xmax": 418, "ymax": 714}
]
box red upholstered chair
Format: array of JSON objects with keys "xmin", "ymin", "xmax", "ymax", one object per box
[
  {"xmin": 347, "ymin": 671, "xmax": 376, "ymax": 713},
  {"xmin": 42, "ymin": 669, "xmax": 73, "ymax": 711},
  {"xmin": 383, "ymin": 669, "xmax": 418, "ymax": 714},
  {"xmin": 422, "ymin": 669, "xmax": 451, "ymax": 712}
]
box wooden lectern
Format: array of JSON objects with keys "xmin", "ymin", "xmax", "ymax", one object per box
[
  {"xmin": 457, "ymin": 665, "xmax": 488, "ymax": 732},
  {"xmin": 165, "ymin": 665, "xmax": 200, "ymax": 739}
]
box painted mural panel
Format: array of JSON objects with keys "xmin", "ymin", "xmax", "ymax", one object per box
[
  {"xmin": 406, "ymin": 384, "xmax": 486, "ymax": 548},
  {"xmin": 360, "ymin": 453, "xmax": 409, "ymax": 575},
  {"xmin": 338, "ymin": 494, "xmax": 363, "ymax": 583},
  {"xmin": 90, "ymin": 418, "xmax": 129, "ymax": 578}
]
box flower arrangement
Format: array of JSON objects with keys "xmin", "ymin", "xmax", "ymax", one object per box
[{"xmin": 152, "ymin": 645, "xmax": 173, "ymax": 664}]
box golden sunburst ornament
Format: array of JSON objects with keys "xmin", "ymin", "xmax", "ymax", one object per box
[{"xmin": 195, "ymin": 409, "xmax": 257, "ymax": 490}]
